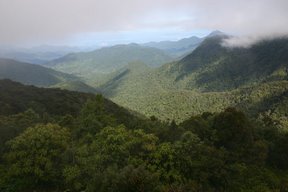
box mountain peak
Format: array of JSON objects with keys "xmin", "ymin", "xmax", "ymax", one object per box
[{"xmin": 207, "ymin": 30, "xmax": 226, "ymax": 37}]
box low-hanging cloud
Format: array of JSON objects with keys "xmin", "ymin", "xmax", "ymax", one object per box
[
  {"xmin": 221, "ymin": 36, "xmax": 264, "ymax": 48},
  {"xmin": 0, "ymin": 0, "xmax": 288, "ymax": 46},
  {"xmin": 222, "ymin": 33, "xmax": 288, "ymax": 48}
]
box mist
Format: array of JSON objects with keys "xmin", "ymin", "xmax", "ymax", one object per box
[
  {"xmin": 222, "ymin": 33, "xmax": 288, "ymax": 48},
  {"xmin": 0, "ymin": 0, "xmax": 288, "ymax": 46}
]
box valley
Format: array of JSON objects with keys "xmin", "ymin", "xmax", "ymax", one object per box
[
  {"xmin": 1, "ymin": 32, "xmax": 287, "ymax": 125},
  {"xmin": 1, "ymin": 0, "xmax": 288, "ymax": 191},
  {"xmin": 1, "ymin": 30, "xmax": 288, "ymax": 192}
]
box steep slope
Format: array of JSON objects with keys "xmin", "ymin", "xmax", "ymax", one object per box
[
  {"xmin": 99, "ymin": 62, "xmax": 152, "ymax": 96},
  {"xmin": 98, "ymin": 60, "xmax": 232, "ymax": 121},
  {"xmin": 166, "ymin": 36, "xmax": 288, "ymax": 91},
  {"xmin": 47, "ymin": 44, "xmax": 174, "ymax": 77},
  {"xmin": 0, "ymin": 79, "xmax": 92, "ymax": 116},
  {"xmin": 0, "ymin": 79, "xmax": 155, "ymax": 156},
  {"xmin": 0, "ymin": 58, "xmax": 78, "ymax": 87},
  {"xmin": 0, "ymin": 79, "xmax": 143, "ymax": 124},
  {"xmin": 101, "ymin": 67, "xmax": 288, "ymax": 123},
  {"xmin": 98, "ymin": 36, "xmax": 288, "ymax": 122}
]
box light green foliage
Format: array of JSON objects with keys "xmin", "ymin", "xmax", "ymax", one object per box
[
  {"xmin": 95, "ymin": 37, "xmax": 288, "ymax": 125},
  {"xmin": 101, "ymin": 62, "xmax": 288, "ymax": 123},
  {"xmin": 4, "ymin": 123, "xmax": 70, "ymax": 190},
  {"xmin": 149, "ymin": 142, "xmax": 182, "ymax": 184},
  {"xmin": 50, "ymin": 44, "xmax": 173, "ymax": 77},
  {"xmin": 87, "ymin": 125, "xmax": 157, "ymax": 168},
  {"xmin": 63, "ymin": 125, "xmax": 158, "ymax": 191}
]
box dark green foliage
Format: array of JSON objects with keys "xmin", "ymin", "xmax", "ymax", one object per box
[
  {"xmin": 0, "ymin": 79, "xmax": 93, "ymax": 116},
  {"xmin": 0, "ymin": 109, "xmax": 41, "ymax": 156},
  {"xmin": 178, "ymin": 36, "xmax": 228, "ymax": 74},
  {"xmin": 0, "ymin": 79, "xmax": 288, "ymax": 192},
  {"xmin": 83, "ymin": 165, "xmax": 161, "ymax": 192},
  {"xmin": 180, "ymin": 113, "xmax": 215, "ymax": 143},
  {"xmin": 268, "ymin": 133, "xmax": 288, "ymax": 170},
  {"xmin": 212, "ymin": 108, "xmax": 254, "ymax": 150},
  {"xmin": 3, "ymin": 124, "xmax": 70, "ymax": 191},
  {"xmin": 0, "ymin": 58, "xmax": 78, "ymax": 87},
  {"xmin": 76, "ymin": 95, "xmax": 116, "ymax": 135}
]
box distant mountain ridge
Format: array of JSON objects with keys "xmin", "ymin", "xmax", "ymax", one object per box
[
  {"xmin": 47, "ymin": 43, "xmax": 174, "ymax": 77},
  {"xmin": 45, "ymin": 31, "xmax": 226, "ymax": 80},
  {"xmin": 0, "ymin": 58, "xmax": 78, "ymax": 87},
  {"xmin": 143, "ymin": 36, "xmax": 202, "ymax": 57},
  {"xmin": 0, "ymin": 58, "xmax": 98, "ymax": 93},
  {"xmin": 142, "ymin": 30, "xmax": 226, "ymax": 57},
  {"xmin": 0, "ymin": 45, "xmax": 89, "ymax": 64}
]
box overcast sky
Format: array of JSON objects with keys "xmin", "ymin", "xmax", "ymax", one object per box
[{"xmin": 0, "ymin": 0, "xmax": 288, "ymax": 47}]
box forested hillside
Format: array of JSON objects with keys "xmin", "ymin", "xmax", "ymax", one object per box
[
  {"xmin": 1, "ymin": 0, "xmax": 287, "ymax": 191},
  {"xmin": 47, "ymin": 44, "xmax": 174, "ymax": 77},
  {"xmin": 98, "ymin": 36, "xmax": 288, "ymax": 123},
  {"xmin": 0, "ymin": 58, "xmax": 100, "ymax": 93},
  {"xmin": 165, "ymin": 36, "xmax": 288, "ymax": 91},
  {"xmin": 1, "ymin": 80, "xmax": 288, "ymax": 191},
  {"xmin": 0, "ymin": 58, "xmax": 78, "ymax": 87},
  {"xmin": 51, "ymin": 80, "xmax": 98, "ymax": 93},
  {"xmin": 142, "ymin": 30, "xmax": 225, "ymax": 57},
  {"xmin": 143, "ymin": 36, "xmax": 202, "ymax": 57}
]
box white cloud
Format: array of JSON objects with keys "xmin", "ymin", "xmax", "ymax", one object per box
[{"xmin": 0, "ymin": 0, "xmax": 288, "ymax": 45}]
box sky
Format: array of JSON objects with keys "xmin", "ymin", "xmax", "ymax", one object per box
[{"xmin": 0, "ymin": 0, "xmax": 288, "ymax": 47}]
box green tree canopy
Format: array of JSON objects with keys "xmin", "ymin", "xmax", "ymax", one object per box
[{"xmin": 4, "ymin": 123, "xmax": 70, "ymax": 191}]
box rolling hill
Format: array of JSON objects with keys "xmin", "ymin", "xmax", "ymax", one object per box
[
  {"xmin": 0, "ymin": 58, "xmax": 99, "ymax": 93},
  {"xmin": 143, "ymin": 36, "xmax": 202, "ymax": 57},
  {"xmin": 0, "ymin": 79, "xmax": 139, "ymax": 120},
  {"xmin": 0, "ymin": 79, "xmax": 93, "ymax": 116},
  {"xmin": 0, "ymin": 58, "xmax": 78, "ymax": 87},
  {"xmin": 47, "ymin": 43, "xmax": 174, "ymax": 77}
]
